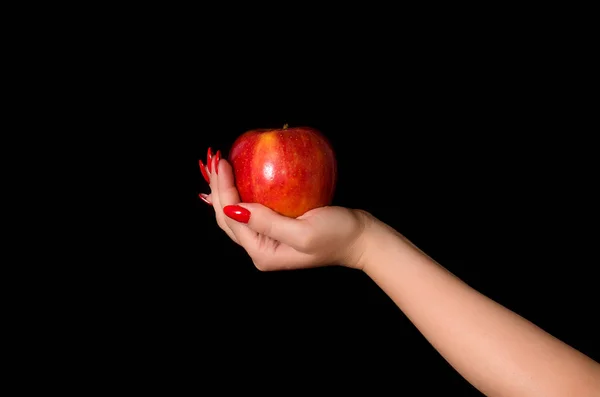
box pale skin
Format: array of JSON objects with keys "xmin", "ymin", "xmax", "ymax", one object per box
[{"xmin": 201, "ymin": 155, "xmax": 600, "ymax": 397}]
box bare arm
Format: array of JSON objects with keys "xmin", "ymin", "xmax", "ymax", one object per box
[
  {"xmin": 359, "ymin": 216, "xmax": 600, "ymax": 397},
  {"xmin": 204, "ymin": 157, "xmax": 598, "ymax": 395}
]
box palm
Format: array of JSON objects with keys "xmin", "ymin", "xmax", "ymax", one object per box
[
  {"xmin": 248, "ymin": 206, "xmax": 363, "ymax": 270},
  {"xmin": 244, "ymin": 206, "xmax": 329, "ymax": 270}
]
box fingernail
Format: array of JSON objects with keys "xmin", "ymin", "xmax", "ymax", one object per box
[
  {"xmin": 199, "ymin": 193, "xmax": 212, "ymax": 206},
  {"xmin": 207, "ymin": 148, "xmax": 213, "ymax": 173},
  {"xmin": 199, "ymin": 159, "xmax": 210, "ymax": 183},
  {"xmin": 223, "ymin": 205, "xmax": 251, "ymax": 224},
  {"xmin": 214, "ymin": 150, "xmax": 221, "ymax": 175}
]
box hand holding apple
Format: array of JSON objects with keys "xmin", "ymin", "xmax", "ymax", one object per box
[{"xmin": 199, "ymin": 153, "xmax": 368, "ymax": 271}]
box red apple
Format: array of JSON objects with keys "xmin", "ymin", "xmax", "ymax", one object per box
[{"xmin": 229, "ymin": 124, "xmax": 337, "ymax": 218}]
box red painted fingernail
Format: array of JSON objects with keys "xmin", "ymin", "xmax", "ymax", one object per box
[
  {"xmin": 214, "ymin": 150, "xmax": 221, "ymax": 175},
  {"xmin": 199, "ymin": 159, "xmax": 210, "ymax": 183},
  {"xmin": 198, "ymin": 193, "xmax": 212, "ymax": 206},
  {"xmin": 207, "ymin": 148, "xmax": 213, "ymax": 173},
  {"xmin": 223, "ymin": 205, "xmax": 251, "ymax": 224}
]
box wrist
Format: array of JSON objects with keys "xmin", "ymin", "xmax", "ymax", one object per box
[
  {"xmin": 335, "ymin": 209, "xmax": 373, "ymax": 270},
  {"xmin": 353, "ymin": 212, "xmax": 413, "ymax": 275},
  {"xmin": 341, "ymin": 210, "xmax": 390, "ymax": 271}
]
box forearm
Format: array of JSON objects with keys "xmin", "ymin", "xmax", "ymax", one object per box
[{"xmin": 360, "ymin": 218, "xmax": 600, "ymax": 396}]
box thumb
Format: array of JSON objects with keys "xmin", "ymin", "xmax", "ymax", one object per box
[{"xmin": 223, "ymin": 203, "xmax": 311, "ymax": 250}]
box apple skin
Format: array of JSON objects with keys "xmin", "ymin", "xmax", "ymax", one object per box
[{"xmin": 229, "ymin": 125, "xmax": 337, "ymax": 218}]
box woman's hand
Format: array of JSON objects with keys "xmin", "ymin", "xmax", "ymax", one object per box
[{"xmin": 199, "ymin": 148, "xmax": 369, "ymax": 271}]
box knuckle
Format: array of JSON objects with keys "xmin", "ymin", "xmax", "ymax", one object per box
[
  {"xmin": 297, "ymin": 231, "xmax": 316, "ymax": 252},
  {"xmin": 249, "ymin": 249, "xmax": 274, "ymax": 272},
  {"xmin": 259, "ymin": 218, "xmax": 273, "ymax": 238},
  {"xmin": 252, "ymin": 258, "xmax": 269, "ymax": 272}
]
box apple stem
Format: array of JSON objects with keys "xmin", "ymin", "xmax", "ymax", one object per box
[{"xmin": 283, "ymin": 123, "xmax": 288, "ymax": 129}]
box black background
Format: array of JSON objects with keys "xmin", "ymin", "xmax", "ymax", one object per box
[
  {"xmin": 10, "ymin": 5, "xmax": 597, "ymax": 395},
  {"xmin": 55, "ymin": 21, "xmax": 598, "ymax": 394}
]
